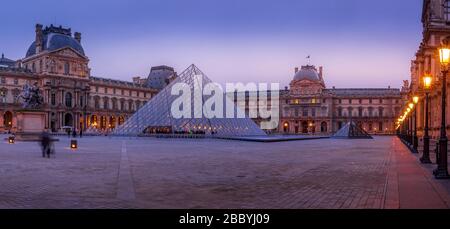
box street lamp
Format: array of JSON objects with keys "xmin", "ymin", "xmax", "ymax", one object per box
[
  {"xmin": 434, "ymin": 40, "xmax": 450, "ymax": 179},
  {"xmin": 408, "ymin": 103, "xmax": 414, "ymax": 146},
  {"xmin": 421, "ymin": 75, "xmax": 433, "ymax": 164},
  {"xmin": 412, "ymin": 97, "xmax": 419, "ymax": 153}
]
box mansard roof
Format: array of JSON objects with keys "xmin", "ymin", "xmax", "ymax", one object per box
[
  {"xmin": 89, "ymin": 76, "xmax": 152, "ymax": 90},
  {"xmin": 26, "ymin": 25, "xmax": 85, "ymax": 57},
  {"xmin": 324, "ymin": 88, "xmax": 401, "ymax": 97},
  {"xmin": 0, "ymin": 53, "xmax": 15, "ymax": 67}
]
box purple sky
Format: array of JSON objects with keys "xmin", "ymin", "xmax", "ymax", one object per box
[{"xmin": 0, "ymin": 0, "xmax": 423, "ymax": 88}]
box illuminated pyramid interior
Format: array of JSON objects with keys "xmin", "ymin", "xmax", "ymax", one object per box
[{"xmin": 113, "ymin": 64, "xmax": 266, "ymax": 137}]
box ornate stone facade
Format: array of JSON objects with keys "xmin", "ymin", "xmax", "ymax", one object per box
[
  {"xmin": 0, "ymin": 24, "xmax": 159, "ymax": 133},
  {"xmin": 279, "ymin": 65, "xmax": 402, "ymax": 135},
  {"xmin": 409, "ymin": 0, "xmax": 450, "ymax": 139}
]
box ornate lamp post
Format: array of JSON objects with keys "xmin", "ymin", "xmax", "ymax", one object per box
[
  {"xmin": 406, "ymin": 106, "xmax": 412, "ymax": 145},
  {"xmin": 421, "ymin": 75, "xmax": 433, "ymax": 164},
  {"xmin": 434, "ymin": 41, "xmax": 450, "ymax": 179},
  {"xmin": 408, "ymin": 102, "xmax": 415, "ymax": 148},
  {"xmin": 412, "ymin": 97, "xmax": 419, "ymax": 153}
]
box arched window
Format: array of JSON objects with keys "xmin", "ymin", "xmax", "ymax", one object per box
[
  {"xmin": 120, "ymin": 100, "xmax": 125, "ymax": 111},
  {"xmin": 321, "ymin": 122, "xmax": 328, "ymax": 133},
  {"xmin": 65, "ymin": 92, "xmax": 72, "ymax": 108},
  {"xmin": 129, "ymin": 100, "xmax": 134, "ymax": 111},
  {"xmin": 3, "ymin": 111, "xmax": 13, "ymax": 128},
  {"xmin": 13, "ymin": 89, "xmax": 20, "ymax": 104},
  {"xmin": 135, "ymin": 100, "xmax": 141, "ymax": 110},
  {"xmin": 0, "ymin": 88, "xmax": 7, "ymax": 103},
  {"xmin": 112, "ymin": 98, "xmax": 117, "ymax": 110},
  {"xmin": 103, "ymin": 98, "xmax": 109, "ymax": 110},
  {"xmin": 94, "ymin": 97, "xmax": 100, "ymax": 109},
  {"xmin": 368, "ymin": 107, "xmax": 374, "ymax": 117},
  {"xmin": 64, "ymin": 62, "xmax": 70, "ymax": 75},
  {"xmin": 51, "ymin": 92, "xmax": 56, "ymax": 105}
]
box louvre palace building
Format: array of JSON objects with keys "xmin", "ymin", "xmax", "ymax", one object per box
[
  {"xmin": 409, "ymin": 0, "xmax": 450, "ymax": 139},
  {"xmin": 1, "ymin": 24, "xmax": 404, "ymax": 135},
  {"xmin": 0, "ymin": 24, "xmax": 177, "ymax": 133},
  {"xmin": 276, "ymin": 65, "xmax": 404, "ymax": 135}
]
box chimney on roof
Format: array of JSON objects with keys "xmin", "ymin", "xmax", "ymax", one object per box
[
  {"xmin": 285, "ymin": 86, "xmax": 288, "ymax": 90},
  {"xmin": 319, "ymin": 66, "xmax": 323, "ymax": 80},
  {"xmin": 35, "ymin": 24, "xmax": 43, "ymax": 53},
  {"xmin": 295, "ymin": 67, "xmax": 299, "ymax": 73},
  {"xmin": 74, "ymin": 32, "xmax": 81, "ymax": 43},
  {"xmin": 1, "ymin": 53, "xmax": 3, "ymax": 59}
]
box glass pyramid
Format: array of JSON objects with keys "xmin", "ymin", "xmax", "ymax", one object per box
[
  {"xmin": 332, "ymin": 121, "xmax": 373, "ymax": 139},
  {"xmin": 113, "ymin": 64, "xmax": 267, "ymax": 137}
]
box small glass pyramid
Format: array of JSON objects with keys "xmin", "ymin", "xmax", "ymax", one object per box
[{"xmin": 332, "ymin": 121, "xmax": 373, "ymax": 139}]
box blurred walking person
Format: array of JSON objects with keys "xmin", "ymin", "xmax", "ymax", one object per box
[{"xmin": 40, "ymin": 131, "xmax": 51, "ymax": 158}]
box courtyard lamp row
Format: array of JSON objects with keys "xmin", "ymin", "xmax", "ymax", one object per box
[
  {"xmin": 396, "ymin": 40, "xmax": 450, "ymax": 179},
  {"xmin": 434, "ymin": 41, "xmax": 450, "ymax": 179}
]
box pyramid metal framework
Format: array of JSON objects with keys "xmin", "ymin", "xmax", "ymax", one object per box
[
  {"xmin": 113, "ymin": 64, "xmax": 267, "ymax": 137},
  {"xmin": 332, "ymin": 121, "xmax": 373, "ymax": 139}
]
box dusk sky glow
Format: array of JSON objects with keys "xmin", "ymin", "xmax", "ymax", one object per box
[{"xmin": 1, "ymin": 0, "xmax": 423, "ymax": 88}]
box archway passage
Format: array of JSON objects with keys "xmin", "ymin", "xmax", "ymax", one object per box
[
  {"xmin": 283, "ymin": 122, "xmax": 289, "ymax": 133},
  {"xmin": 100, "ymin": 116, "xmax": 107, "ymax": 129},
  {"xmin": 109, "ymin": 116, "xmax": 116, "ymax": 129},
  {"xmin": 64, "ymin": 113, "xmax": 73, "ymax": 127},
  {"xmin": 302, "ymin": 121, "xmax": 308, "ymax": 134},
  {"xmin": 321, "ymin": 121, "xmax": 328, "ymax": 133},
  {"xmin": 3, "ymin": 111, "xmax": 12, "ymax": 129},
  {"xmin": 91, "ymin": 115, "xmax": 98, "ymax": 128},
  {"xmin": 118, "ymin": 116, "xmax": 125, "ymax": 126}
]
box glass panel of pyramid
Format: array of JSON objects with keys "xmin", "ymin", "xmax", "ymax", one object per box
[{"xmin": 113, "ymin": 64, "xmax": 267, "ymax": 137}]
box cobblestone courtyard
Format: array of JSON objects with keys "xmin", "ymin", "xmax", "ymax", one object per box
[{"xmin": 0, "ymin": 135, "xmax": 449, "ymax": 209}]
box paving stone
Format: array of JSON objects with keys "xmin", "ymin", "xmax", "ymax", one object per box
[{"xmin": 0, "ymin": 135, "xmax": 449, "ymax": 209}]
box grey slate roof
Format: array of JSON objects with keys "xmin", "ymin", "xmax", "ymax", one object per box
[
  {"xmin": 324, "ymin": 88, "xmax": 401, "ymax": 97},
  {"xmin": 26, "ymin": 28, "xmax": 85, "ymax": 57},
  {"xmin": 294, "ymin": 65, "xmax": 320, "ymax": 81},
  {"xmin": 0, "ymin": 53, "xmax": 15, "ymax": 67},
  {"xmin": 146, "ymin": 65, "xmax": 176, "ymax": 90},
  {"xmin": 89, "ymin": 76, "xmax": 149, "ymax": 89}
]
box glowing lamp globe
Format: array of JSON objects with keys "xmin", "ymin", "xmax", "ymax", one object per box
[
  {"xmin": 440, "ymin": 48, "xmax": 450, "ymax": 66},
  {"xmin": 423, "ymin": 75, "xmax": 433, "ymax": 90}
]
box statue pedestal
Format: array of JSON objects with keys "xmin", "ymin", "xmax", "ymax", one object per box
[{"xmin": 15, "ymin": 110, "xmax": 47, "ymax": 141}]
